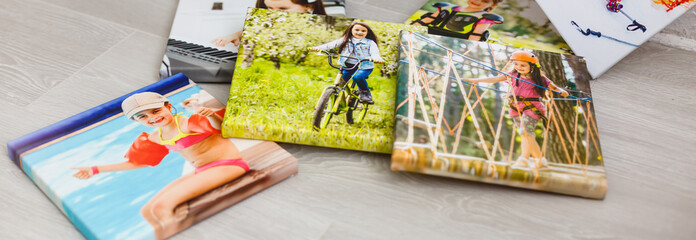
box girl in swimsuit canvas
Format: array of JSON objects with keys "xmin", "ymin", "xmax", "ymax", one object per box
[{"xmin": 71, "ymin": 92, "xmax": 248, "ymax": 239}]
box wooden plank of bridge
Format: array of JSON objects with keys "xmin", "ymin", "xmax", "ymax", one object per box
[{"xmin": 391, "ymin": 144, "xmax": 607, "ymax": 199}]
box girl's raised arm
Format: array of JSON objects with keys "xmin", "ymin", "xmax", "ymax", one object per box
[
  {"xmin": 72, "ymin": 161, "xmax": 145, "ymax": 179},
  {"xmin": 310, "ymin": 38, "xmax": 342, "ymax": 51},
  {"xmin": 196, "ymin": 107, "xmax": 224, "ymax": 129},
  {"xmin": 548, "ymin": 82, "xmax": 569, "ymax": 97},
  {"xmin": 461, "ymin": 74, "xmax": 507, "ymax": 84}
]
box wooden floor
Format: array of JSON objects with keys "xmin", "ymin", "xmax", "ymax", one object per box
[{"xmin": 1, "ymin": 0, "xmax": 695, "ymax": 239}]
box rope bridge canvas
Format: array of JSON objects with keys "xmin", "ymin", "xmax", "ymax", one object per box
[{"xmin": 390, "ymin": 32, "xmax": 607, "ymax": 199}]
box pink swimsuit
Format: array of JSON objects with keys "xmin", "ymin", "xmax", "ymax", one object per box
[
  {"xmin": 194, "ymin": 158, "xmax": 249, "ymax": 174},
  {"xmin": 161, "ymin": 133, "xmax": 211, "ymax": 151},
  {"xmin": 158, "ymin": 116, "xmax": 211, "ymax": 151},
  {"xmin": 125, "ymin": 110, "xmax": 249, "ymax": 174}
]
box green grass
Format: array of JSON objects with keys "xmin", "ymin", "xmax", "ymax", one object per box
[{"xmin": 223, "ymin": 58, "xmax": 395, "ymax": 153}]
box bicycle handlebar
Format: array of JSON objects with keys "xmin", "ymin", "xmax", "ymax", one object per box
[{"xmin": 319, "ymin": 50, "xmax": 373, "ymax": 70}]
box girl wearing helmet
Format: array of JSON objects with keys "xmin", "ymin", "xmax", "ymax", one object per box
[{"xmin": 461, "ymin": 51, "xmax": 569, "ymax": 169}]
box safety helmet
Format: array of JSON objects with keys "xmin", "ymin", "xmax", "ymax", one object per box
[{"xmin": 510, "ymin": 51, "xmax": 540, "ymax": 67}]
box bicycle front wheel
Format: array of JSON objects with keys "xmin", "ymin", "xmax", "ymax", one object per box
[{"xmin": 313, "ymin": 88, "xmax": 336, "ymax": 131}]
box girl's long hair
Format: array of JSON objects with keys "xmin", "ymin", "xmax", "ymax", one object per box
[
  {"xmin": 338, "ymin": 22, "xmax": 379, "ymax": 53},
  {"xmin": 513, "ymin": 63, "xmax": 547, "ymax": 97},
  {"xmin": 256, "ymin": 0, "xmax": 327, "ymax": 15}
]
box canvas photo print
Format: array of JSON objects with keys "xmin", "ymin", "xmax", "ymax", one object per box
[
  {"xmin": 7, "ymin": 74, "xmax": 298, "ymax": 239},
  {"xmin": 535, "ymin": 0, "xmax": 695, "ymax": 77},
  {"xmin": 160, "ymin": 0, "xmax": 346, "ymax": 82},
  {"xmin": 392, "ymin": 31, "xmax": 607, "ymax": 198},
  {"xmin": 406, "ymin": 0, "xmax": 571, "ymax": 54},
  {"xmin": 222, "ymin": 8, "xmax": 426, "ymax": 153}
]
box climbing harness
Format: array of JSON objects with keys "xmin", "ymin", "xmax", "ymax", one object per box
[
  {"xmin": 508, "ymin": 96, "xmax": 550, "ymax": 130},
  {"xmin": 412, "ymin": 2, "xmax": 503, "ymax": 41}
]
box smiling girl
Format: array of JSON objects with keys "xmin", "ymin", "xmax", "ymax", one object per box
[
  {"xmin": 461, "ymin": 51, "xmax": 569, "ymax": 169},
  {"xmin": 310, "ymin": 22, "xmax": 385, "ymax": 104},
  {"xmin": 72, "ymin": 92, "xmax": 248, "ymax": 239}
]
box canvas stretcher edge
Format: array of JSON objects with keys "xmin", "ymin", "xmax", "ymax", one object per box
[
  {"xmin": 166, "ymin": 141, "xmax": 299, "ymax": 239},
  {"xmin": 6, "ymin": 73, "xmax": 191, "ymax": 166},
  {"xmin": 391, "ymin": 146, "xmax": 607, "ymax": 199}
]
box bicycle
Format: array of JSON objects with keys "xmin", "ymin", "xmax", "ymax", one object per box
[{"xmin": 312, "ymin": 51, "xmax": 374, "ymax": 131}]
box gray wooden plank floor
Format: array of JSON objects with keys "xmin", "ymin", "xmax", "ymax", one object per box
[{"xmin": 1, "ymin": 0, "xmax": 695, "ymax": 239}]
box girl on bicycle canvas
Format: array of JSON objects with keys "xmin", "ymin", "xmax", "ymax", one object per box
[{"xmin": 310, "ymin": 22, "xmax": 384, "ymax": 104}]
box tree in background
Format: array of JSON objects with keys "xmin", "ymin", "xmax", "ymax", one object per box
[
  {"xmin": 241, "ymin": 9, "xmax": 345, "ymax": 69},
  {"xmin": 534, "ymin": 50, "xmax": 600, "ymax": 166},
  {"xmin": 362, "ymin": 20, "xmax": 424, "ymax": 77},
  {"xmin": 241, "ymin": 9, "xmax": 425, "ymax": 75}
]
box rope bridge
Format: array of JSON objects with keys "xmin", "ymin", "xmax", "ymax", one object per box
[{"xmin": 392, "ymin": 32, "xmax": 605, "ymax": 192}]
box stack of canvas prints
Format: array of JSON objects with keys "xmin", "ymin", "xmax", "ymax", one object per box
[
  {"xmin": 392, "ymin": 31, "xmax": 607, "ymax": 198},
  {"xmin": 222, "ymin": 8, "xmax": 426, "ymax": 153},
  {"xmin": 7, "ymin": 74, "xmax": 298, "ymax": 239}
]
